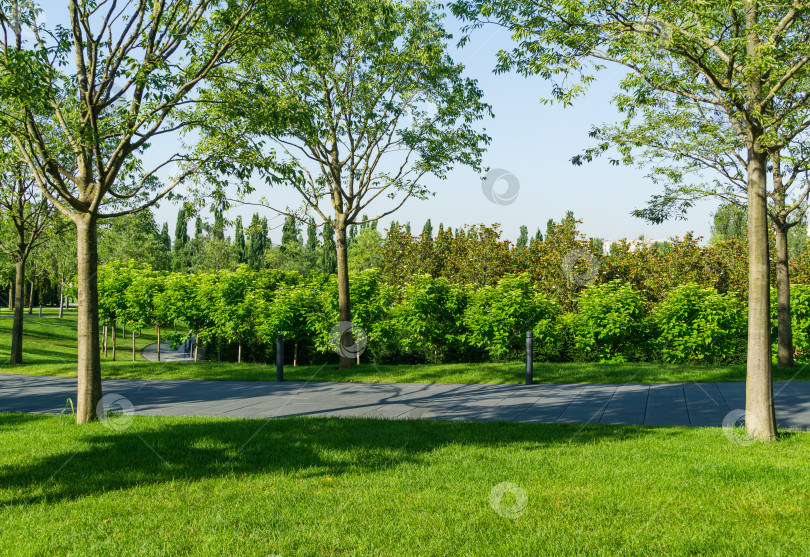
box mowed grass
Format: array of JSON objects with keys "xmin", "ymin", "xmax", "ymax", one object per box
[
  {"xmin": 1, "ymin": 413, "xmax": 809, "ymax": 556},
  {"xmin": 3, "ymin": 311, "xmax": 810, "ymax": 384}
]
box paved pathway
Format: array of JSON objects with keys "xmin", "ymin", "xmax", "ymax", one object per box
[
  {"xmin": 139, "ymin": 335, "xmax": 205, "ymax": 363},
  {"xmin": 2, "ymin": 374, "xmax": 810, "ymax": 428}
]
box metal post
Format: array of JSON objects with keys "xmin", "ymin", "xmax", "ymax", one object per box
[
  {"xmin": 276, "ymin": 333, "xmax": 284, "ymax": 382},
  {"xmin": 525, "ymin": 331, "xmax": 533, "ymax": 385}
]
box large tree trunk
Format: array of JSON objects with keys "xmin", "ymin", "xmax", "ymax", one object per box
[
  {"xmin": 335, "ymin": 219, "xmax": 355, "ymax": 369},
  {"xmin": 775, "ymin": 225, "xmax": 794, "ymax": 368},
  {"xmin": 75, "ymin": 214, "xmax": 102, "ymax": 424},
  {"xmin": 746, "ymin": 148, "xmax": 778, "ymax": 441},
  {"xmin": 9, "ymin": 257, "xmax": 26, "ymax": 364}
]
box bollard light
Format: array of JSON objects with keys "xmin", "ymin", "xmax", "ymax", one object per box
[{"xmin": 525, "ymin": 331, "xmax": 533, "ymax": 385}]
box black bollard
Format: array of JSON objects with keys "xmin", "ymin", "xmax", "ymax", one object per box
[
  {"xmin": 525, "ymin": 331, "xmax": 533, "ymax": 385},
  {"xmin": 276, "ymin": 333, "xmax": 284, "ymax": 382}
]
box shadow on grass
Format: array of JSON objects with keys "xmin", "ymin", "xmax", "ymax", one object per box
[{"xmin": 0, "ymin": 413, "xmax": 679, "ymax": 507}]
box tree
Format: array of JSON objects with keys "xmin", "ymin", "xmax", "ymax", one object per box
[
  {"xmin": 196, "ymin": 0, "xmax": 490, "ymax": 367},
  {"xmin": 194, "ymin": 216, "xmax": 204, "ymax": 239},
  {"xmin": 711, "ymin": 204, "xmax": 748, "ymax": 245},
  {"xmin": 174, "ymin": 208, "xmax": 190, "ymax": 260},
  {"xmin": 0, "ymin": 147, "xmax": 58, "ymax": 363},
  {"xmin": 245, "ymin": 213, "xmax": 266, "ymax": 270},
  {"xmin": 0, "ymin": 0, "xmax": 255, "ymax": 423},
  {"xmin": 390, "ymin": 275, "xmax": 469, "ymax": 364},
  {"xmin": 321, "ymin": 220, "xmax": 337, "ymax": 274},
  {"xmin": 306, "ymin": 218, "xmax": 319, "ymax": 251},
  {"xmin": 465, "ymin": 273, "xmax": 563, "ymax": 360},
  {"xmin": 574, "ymin": 93, "xmax": 810, "ymax": 370},
  {"xmin": 39, "ymin": 219, "xmax": 76, "ymax": 318},
  {"xmin": 422, "ymin": 219, "xmax": 434, "ymax": 245},
  {"xmin": 160, "ymin": 223, "xmax": 172, "ymax": 252},
  {"xmin": 516, "ymin": 225, "xmax": 528, "ymax": 250},
  {"xmin": 348, "ymin": 226, "xmax": 383, "ymax": 273},
  {"xmin": 234, "ymin": 216, "xmax": 246, "ymax": 263},
  {"xmin": 212, "ymin": 210, "xmax": 226, "ymax": 241},
  {"xmin": 281, "ymin": 215, "xmax": 300, "ymax": 248},
  {"xmin": 98, "ymin": 209, "xmax": 171, "ymax": 271},
  {"xmin": 451, "ymin": 0, "xmax": 810, "ymax": 441}
]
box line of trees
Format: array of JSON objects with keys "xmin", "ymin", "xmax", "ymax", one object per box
[{"xmin": 98, "ymin": 260, "xmax": 810, "ymax": 367}]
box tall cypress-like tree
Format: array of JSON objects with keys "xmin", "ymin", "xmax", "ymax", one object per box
[
  {"xmin": 422, "ymin": 219, "xmax": 433, "ymax": 241},
  {"xmin": 281, "ymin": 215, "xmax": 299, "ymax": 247},
  {"xmin": 160, "ymin": 223, "xmax": 171, "ymax": 251},
  {"xmin": 213, "ymin": 211, "xmax": 226, "ymax": 241},
  {"xmin": 174, "ymin": 207, "xmax": 189, "ymax": 253},
  {"xmin": 194, "ymin": 216, "xmax": 204, "ymax": 239},
  {"xmin": 517, "ymin": 225, "xmax": 528, "ymax": 250},
  {"xmin": 306, "ymin": 218, "xmax": 319, "ymax": 250},
  {"xmin": 261, "ymin": 217, "xmax": 269, "ymax": 246},
  {"xmin": 244, "ymin": 213, "xmax": 266, "ymax": 270},
  {"xmin": 234, "ymin": 216, "xmax": 246, "ymax": 263},
  {"xmin": 322, "ymin": 221, "xmax": 337, "ymax": 274},
  {"xmin": 173, "ymin": 208, "xmax": 190, "ymax": 271}
]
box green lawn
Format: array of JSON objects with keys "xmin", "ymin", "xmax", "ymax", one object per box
[
  {"xmin": 1, "ymin": 413, "xmax": 808, "ymax": 555},
  {"xmin": 2, "ymin": 311, "xmax": 810, "ymax": 384}
]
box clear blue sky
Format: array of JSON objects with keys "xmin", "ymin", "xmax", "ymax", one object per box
[{"xmin": 37, "ymin": 2, "xmax": 719, "ymax": 244}]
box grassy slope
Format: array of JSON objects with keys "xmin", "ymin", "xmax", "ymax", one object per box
[
  {"xmin": 1, "ymin": 414, "xmax": 808, "ymax": 556},
  {"xmin": 2, "ymin": 311, "xmax": 810, "ymax": 384}
]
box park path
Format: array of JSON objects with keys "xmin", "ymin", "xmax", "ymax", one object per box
[
  {"xmin": 139, "ymin": 335, "xmax": 205, "ymax": 363},
  {"xmin": 2, "ymin": 373, "xmax": 810, "ymax": 429}
]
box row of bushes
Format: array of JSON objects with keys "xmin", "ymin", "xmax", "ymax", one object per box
[{"xmin": 97, "ymin": 262, "xmax": 808, "ymax": 365}]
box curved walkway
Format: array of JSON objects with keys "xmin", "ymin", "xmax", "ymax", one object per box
[
  {"xmin": 140, "ymin": 335, "xmax": 205, "ymax": 363},
  {"xmin": 2, "ymin": 373, "xmax": 810, "ymax": 429}
]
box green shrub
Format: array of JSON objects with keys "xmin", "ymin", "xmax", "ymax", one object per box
[
  {"xmin": 653, "ymin": 283, "xmax": 746, "ymax": 364},
  {"xmin": 464, "ymin": 273, "xmax": 563, "ymax": 360},
  {"xmin": 385, "ymin": 275, "xmax": 470, "ymax": 364},
  {"xmin": 570, "ymin": 280, "xmax": 648, "ymax": 363}
]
